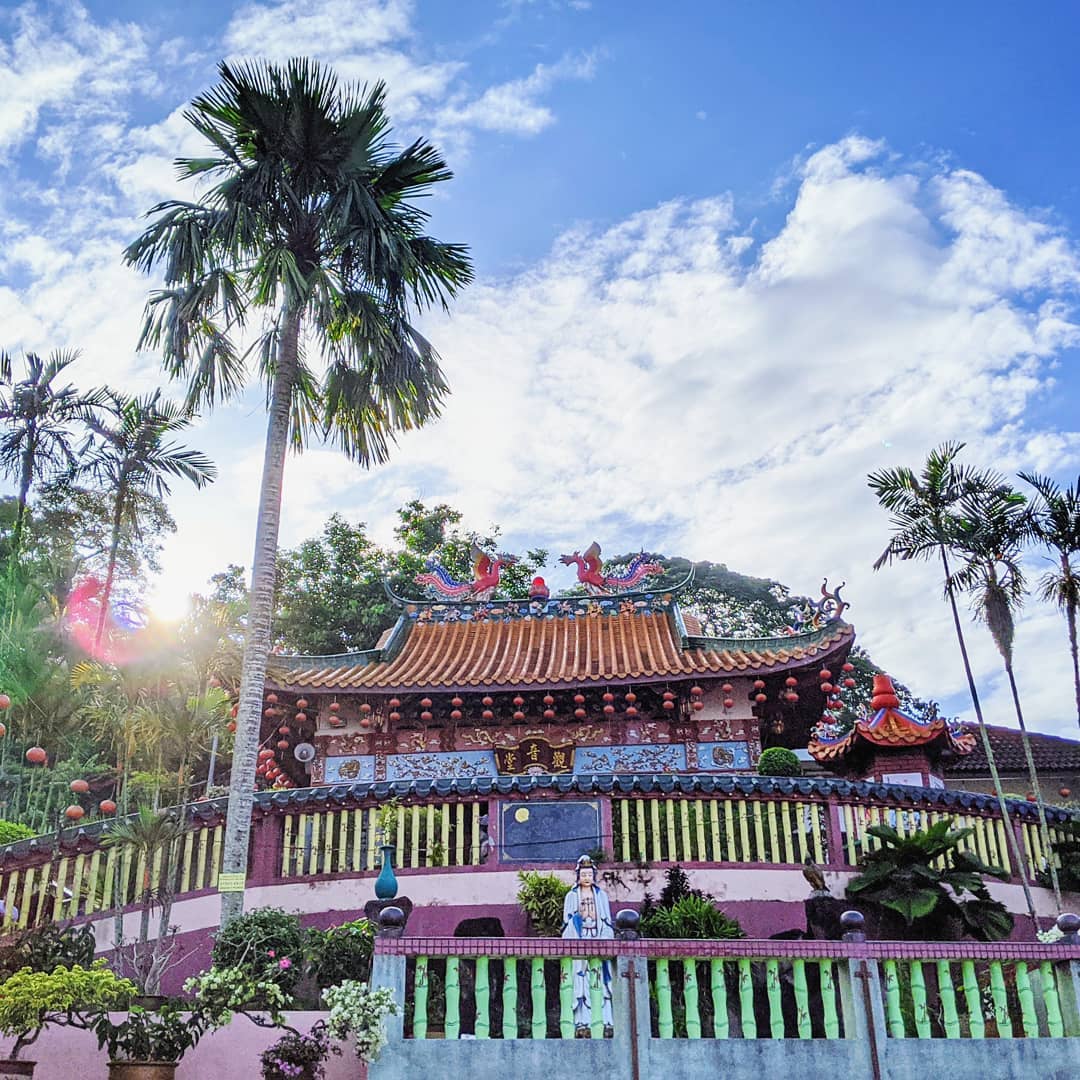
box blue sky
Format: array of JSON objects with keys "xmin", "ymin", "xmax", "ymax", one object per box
[{"xmin": 3, "ymin": 1, "xmax": 1080, "ymax": 736}]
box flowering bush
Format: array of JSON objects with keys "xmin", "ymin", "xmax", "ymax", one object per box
[
  {"xmin": 261, "ymin": 1022, "xmax": 338, "ymax": 1080},
  {"xmin": 183, "ymin": 966, "xmax": 289, "ymax": 1027},
  {"xmin": 210, "ymin": 907, "xmax": 304, "ymax": 996},
  {"xmin": 323, "ymin": 981, "xmax": 397, "ymax": 1064}
]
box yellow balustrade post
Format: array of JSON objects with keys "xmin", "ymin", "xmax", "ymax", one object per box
[
  {"xmin": 709, "ymin": 799, "xmax": 721, "ymax": 863},
  {"xmin": 471, "ymin": 803, "xmax": 482, "ymax": 865},
  {"xmin": 309, "ymin": 813, "xmax": 322, "ymax": 875},
  {"xmin": 620, "ymin": 800, "xmax": 631, "ymax": 863},
  {"xmin": 101, "ymin": 850, "xmax": 116, "ymax": 909},
  {"xmin": 195, "ymin": 827, "xmax": 210, "ymax": 888},
  {"xmin": 410, "ymin": 806, "xmax": 421, "ymax": 868},
  {"xmin": 367, "ymin": 807, "xmax": 379, "ymax": 870},
  {"xmin": 180, "ymin": 830, "xmax": 195, "ymax": 891},
  {"xmin": 85, "ymin": 852, "xmax": 101, "ymax": 915},
  {"xmin": 52, "ymin": 858, "xmax": 69, "ymax": 922},
  {"xmin": 69, "ymin": 854, "xmax": 86, "ymax": 918},
  {"xmin": 737, "ymin": 799, "xmax": 751, "ymax": 862},
  {"xmin": 766, "ymin": 802, "xmax": 779, "ymax": 863},
  {"xmin": 338, "ymin": 809, "xmax": 349, "ymax": 873},
  {"xmin": 440, "ymin": 803, "xmax": 451, "ymax": 865},
  {"xmin": 810, "ymin": 804, "xmax": 825, "ymax": 865},
  {"xmin": 209, "ymin": 824, "xmax": 223, "ymax": 887},
  {"xmin": 17, "ymin": 866, "xmax": 36, "ymax": 927},
  {"xmin": 780, "ymin": 801, "xmax": 795, "ymax": 863},
  {"xmin": 694, "ymin": 799, "xmax": 707, "ymax": 861},
  {"xmin": 425, "ymin": 805, "xmax": 435, "ymax": 867},
  {"xmin": 679, "ymin": 800, "xmax": 691, "ymax": 862},
  {"xmin": 724, "ymin": 800, "xmax": 737, "ymax": 862},
  {"xmin": 665, "ymin": 799, "xmax": 678, "ymax": 861},
  {"xmin": 455, "ymin": 803, "xmax": 465, "ymax": 865}
]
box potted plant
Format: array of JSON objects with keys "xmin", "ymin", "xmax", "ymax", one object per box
[
  {"xmin": 0, "ymin": 962, "xmax": 136, "ymax": 1078},
  {"xmin": 91, "ymin": 1003, "xmax": 209, "ymax": 1080}
]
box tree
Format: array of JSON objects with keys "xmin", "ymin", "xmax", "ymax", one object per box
[
  {"xmin": 946, "ymin": 481, "xmax": 1062, "ymax": 908},
  {"xmin": 1020, "ymin": 471, "xmax": 1080, "ymax": 730},
  {"xmin": 124, "ymin": 58, "xmax": 472, "ymax": 925},
  {"xmin": 83, "ymin": 389, "xmax": 215, "ymax": 647},
  {"xmin": 0, "ymin": 350, "xmax": 102, "ymax": 568},
  {"xmin": 868, "ymin": 443, "xmax": 1038, "ymax": 926}
]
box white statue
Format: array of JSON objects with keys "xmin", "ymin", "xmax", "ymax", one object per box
[{"xmin": 561, "ymin": 854, "xmax": 614, "ymax": 1033}]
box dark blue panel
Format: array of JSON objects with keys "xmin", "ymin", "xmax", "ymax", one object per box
[{"xmin": 500, "ymin": 800, "xmax": 601, "ymax": 863}]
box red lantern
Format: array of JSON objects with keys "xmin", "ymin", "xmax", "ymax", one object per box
[
  {"xmin": 820, "ymin": 683, "xmax": 834, "ymax": 694},
  {"xmin": 543, "ymin": 709, "xmax": 556, "ymax": 720},
  {"xmin": 662, "ymin": 690, "xmax": 675, "ymax": 700},
  {"xmin": 663, "ymin": 700, "xmax": 675, "ymax": 711},
  {"xmin": 329, "ymin": 715, "xmax": 344, "ymax": 728},
  {"xmin": 513, "ymin": 711, "xmax": 525, "ymax": 721},
  {"xmin": 1060, "ymin": 787, "xmax": 1072, "ymax": 798},
  {"xmin": 626, "ymin": 706, "xmax": 638, "ymax": 717},
  {"xmin": 603, "ymin": 704, "xmax": 615, "ymax": 716},
  {"xmin": 295, "ymin": 712, "xmax": 307, "ymax": 724},
  {"xmin": 227, "ymin": 721, "xmax": 237, "ymax": 733},
  {"xmin": 0, "ymin": 694, "xmax": 10, "ymax": 710},
  {"xmin": 753, "ymin": 679, "xmax": 765, "ymax": 690},
  {"xmin": 602, "ymin": 692, "xmax": 614, "ymax": 703},
  {"xmin": 264, "ymin": 708, "xmax": 277, "ymax": 718},
  {"xmin": 25, "ymin": 747, "xmax": 46, "ymax": 765},
  {"xmin": 296, "ymin": 698, "xmax": 308, "ymax": 709},
  {"xmin": 359, "ymin": 703, "xmax": 371, "ymax": 714},
  {"xmin": 625, "ymin": 692, "xmax": 637, "ymax": 704},
  {"xmin": 482, "ymin": 696, "xmax": 494, "ymax": 708},
  {"xmin": 819, "ymin": 669, "xmax": 832, "ymax": 681},
  {"xmin": 575, "ymin": 708, "xmax": 587, "ymax": 720},
  {"xmin": 513, "ymin": 696, "xmax": 525, "ymax": 707},
  {"xmin": 691, "ymin": 701, "xmax": 704, "ymax": 712},
  {"xmin": 0, "ymin": 723, "xmax": 5, "ymax": 738},
  {"xmin": 723, "ymin": 698, "xmax": 734, "ymax": 710},
  {"xmin": 574, "ymin": 694, "xmax": 586, "ymax": 705},
  {"xmin": 543, "ymin": 694, "xmax": 555, "ymax": 707},
  {"xmin": 99, "ymin": 799, "xmax": 117, "ymax": 815},
  {"xmin": 755, "ymin": 693, "xmax": 767, "ymax": 704},
  {"xmin": 785, "ymin": 676, "xmax": 797, "ymax": 688},
  {"xmin": 451, "ymin": 697, "xmax": 463, "ymax": 708},
  {"xmin": 266, "ymin": 693, "xmax": 278, "ymax": 704},
  {"xmin": 258, "ymin": 748, "xmax": 274, "ymax": 761},
  {"xmin": 720, "ymin": 684, "xmax": 732, "ymax": 695},
  {"xmin": 278, "ymin": 725, "xmax": 291, "ymax": 735},
  {"xmin": 230, "ymin": 705, "xmax": 239, "ymax": 719},
  {"xmin": 843, "ymin": 678, "xmax": 856, "ymax": 688},
  {"xmin": 65, "ymin": 805, "xmax": 84, "ymax": 821},
  {"xmin": 450, "ymin": 710, "xmax": 462, "ymax": 722},
  {"xmin": 842, "ymin": 662, "xmax": 854, "ymax": 673},
  {"xmin": 360, "ymin": 716, "xmax": 372, "ymax": 729},
  {"xmin": 389, "ymin": 712, "xmax": 401, "ymax": 723},
  {"xmin": 785, "ymin": 691, "xmax": 799, "ymax": 703},
  {"xmin": 275, "ymin": 739, "xmax": 289, "ymax": 750},
  {"xmin": 329, "ymin": 701, "xmax": 341, "ymax": 713},
  {"xmin": 389, "ymin": 698, "xmax": 401, "ymax": 709},
  {"xmin": 420, "ymin": 711, "xmax": 433, "ymax": 722},
  {"xmin": 482, "ymin": 710, "xmax": 494, "ymax": 721},
  {"xmin": 420, "ymin": 698, "xmax": 432, "ymax": 709},
  {"xmin": 1026, "ymin": 793, "xmax": 1037, "ymax": 802},
  {"xmin": 70, "ymin": 779, "xmax": 90, "ymax": 794}
]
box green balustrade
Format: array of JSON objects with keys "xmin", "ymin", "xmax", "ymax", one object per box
[
  {"xmin": 684, "ymin": 960, "xmax": 701, "ymax": 1039},
  {"xmin": 765, "ymin": 958, "xmax": 784, "ymax": 1038},
  {"xmin": 910, "ymin": 961, "xmax": 930, "ymax": 1039},
  {"xmin": 475, "ymin": 956, "xmax": 490, "ymax": 1039},
  {"xmin": 937, "ymin": 960, "xmax": 960, "ymax": 1039},
  {"xmin": 1014, "ymin": 961, "xmax": 1038, "ymax": 1038},
  {"xmin": 738, "ymin": 958, "xmax": 756, "ymax": 1038},
  {"xmin": 656, "ymin": 958, "xmax": 674, "ymax": 1038},
  {"xmin": 819, "ymin": 960, "xmax": 840, "ymax": 1039},
  {"xmin": 883, "ymin": 959, "xmax": 904, "ymax": 1038},
  {"xmin": 989, "ymin": 961, "xmax": 1013, "ymax": 1038},
  {"xmin": 414, "ymin": 956, "xmax": 428, "ymax": 1039},
  {"xmin": 961, "ymin": 959, "xmax": 984, "ymax": 1039},
  {"xmin": 531, "ymin": 957, "xmax": 546, "ymax": 1039},
  {"xmin": 445, "ymin": 956, "xmax": 460, "ymax": 1041},
  {"xmin": 502, "ymin": 958, "xmax": 518, "ymax": 1040},
  {"xmin": 792, "ymin": 958, "xmax": 811, "ymax": 1039},
  {"xmin": 710, "ymin": 959, "xmax": 729, "ymax": 1039},
  {"xmin": 588, "ymin": 958, "xmax": 605, "ymax": 1039},
  {"xmin": 559, "ymin": 957, "xmax": 575, "ymax": 1039},
  {"xmin": 1040, "ymin": 960, "xmax": 1064, "ymax": 1038}
]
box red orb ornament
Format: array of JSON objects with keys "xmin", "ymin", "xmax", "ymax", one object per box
[
  {"xmin": 227, "ymin": 721, "xmax": 237, "ymax": 733},
  {"xmin": 359, "ymin": 716, "xmax": 372, "ymax": 728},
  {"xmin": 513, "ymin": 696, "xmax": 525, "ymax": 707},
  {"xmin": 820, "ymin": 683, "xmax": 834, "ymax": 694},
  {"xmin": 482, "ymin": 710, "xmax": 494, "ymax": 721},
  {"xmin": 482, "ymin": 696, "xmax": 494, "ymax": 708},
  {"xmin": 663, "ymin": 700, "xmax": 676, "ymax": 711},
  {"xmin": 295, "ymin": 712, "xmax": 307, "ymax": 724},
  {"xmin": 329, "ymin": 701, "xmax": 341, "ymax": 713},
  {"xmin": 389, "ymin": 712, "xmax": 401, "ymax": 723},
  {"xmin": 0, "ymin": 694, "xmax": 11, "ymax": 710},
  {"xmin": 258, "ymin": 748, "xmax": 274, "ymax": 761},
  {"xmin": 842, "ymin": 678, "xmax": 855, "ymax": 688},
  {"xmin": 329, "ymin": 715, "xmax": 344, "ymax": 728},
  {"xmin": 513, "ymin": 711, "xmax": 525, "ymax": 721},
  {"xmin": 1060, "ymin": 787, "xmax": 1071, "ymax": 798},
  {"xmin": 692, "ymin": 700, "xmax": 704, "ymax": 712},
  {"xmin": 603, "ymin": 704, "xmax": 615, "ymax": 716},
  {"xmin": 819, "ymin": 669, "xmax": 832, "ymax": 681},
  {"xmin": 278, "ymin": 725, "xmax": 291, "ymax": 735},
  {"xmin": 842, "ymin": 662, "xmax": 854, "ymax": 673},
  {"xmin": 25, "ymin": 746, "xmax": 46, "ymax": 765},
  {"xmin": 359, "ymin": 703, "xmax": 371, "ymax": 714},
  {"xmin": 266, "ymin": 693, "xmax": 278, "ymax": 704},
  {"xmin": 785, "ymin": 676, "xmax": 798, "ymax": 688},
  {"xmin": 389, "ymin": 698, "xmax": 401, "ymax": 709},
  {"xmin": 450, "ymin": 710, "xmax": 462, "ymax": 722},
  {"xmin": 720, "ymin": 684, "xmax": 732, "ymax": 695},
  {"xmin": 420, "ymin": 711, "xmax": 433, "ymax": 722},
  {"xmin": 785, "ymin": 691, "xmax": 799, "ymax": 703},
  {"xmin": 602, "ymin": 692, "xmax": 614, "ymax": 703},
  {"xmin": 296, "ymin": 698, "xmax": 308, "ymax": 709},
  {"xmin": 543, "ymin": 694, "xmax": 555, "ymax": 707},
  {"xmin": 99, "ymin": 799, "xmax": 117, "ymax": 815},
  {"xmin": 723, "ymin": 698, "xmax": 734, "ymax": 710},
  {"xmin": 65, "ymin": 805, "xmax": 84, "ymax": 821},
  {"xmin": 70, "ymin": 779, "xmax": 90, "ymax": 794},
  {"xmin": 264, "ymin": 708, "xmax": 276, "ymax": 718},
  {"xmin": 753, "ymin": 679, "xmax": 766, "ymax": 690},
  {"xmin": 574, "ymin": 694, "xmax": 586, "ymax": 705},
  {"xmin": 626, "ymin": 706, "xmax": 638, "ymax": 717},
  {"xmin": 662, "ymin": 690, "xmax": 675, "ymax": 700},
  {"xmin": 543, "ymin": 708, "xmax": 556, "ymax": 720},
  {"xmin": 625, "ymin": 692, "xmax": 637, "ymax": 704},
  {"xmin": 575, "ymin": 708, "xmax": 588, "ymax": 720},
  {"xmin": 1027, "ymin": 793, "xmax": 1037, "ymax": 802},
  {"xmin": 451, "ymin": 697, "xmax": 463, "ymax": 708},
  {"xmin": 755, "ymin": 693, "xmax": 767, "ymax": 704},
  {"xmin": 0, "ymin": 723, "xmax": 5, "ymax": 738},
  {"xmin": 276, "ymin": 739, "xmax": 290, "ymax": 750},
  {"xmin": 420, "ymin": 698, "xmax": 432, "ymax": 710}
]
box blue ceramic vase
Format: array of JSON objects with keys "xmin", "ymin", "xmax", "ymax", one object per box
[{"xmin": 374, "ymin": 843, "xmax": 398, "ymax": 899}]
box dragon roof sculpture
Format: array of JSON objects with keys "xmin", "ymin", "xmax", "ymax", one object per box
[
  {"xmin": 558, "ymin": 541, "xmax": 663, "ymax": 595},
  {"xmin": 414, "ymin": 543, "xmax": 517, "ymax": 601}
]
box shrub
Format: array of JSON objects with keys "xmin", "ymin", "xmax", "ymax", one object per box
[
  {"xmin": 307, "ymin": 919, "xmax": 375, "ymax": 990},
  {"xmin": 516, "ymin": 870, "xmax": 570, "ymax": 936},
  {"xmin": 262, "ymin": 1022, "xmax": 337, "ymax": 1080},
  {"xmin": 211, "ymin": 908, "xmax": 304, "ymax": 996},
  {"xmin": 641, "ymin": 895, "xmax": 745, "ymax": 940},
  {"xmin": 0, "ymin": 820, "xmax": 34, "ymax": 847},
  {"xmin": 757, "ymin": 747, "xmax": 801, "ymax": 777},
  {"xmin": 324, "ymin": 981, "xmax": 398, "ymax": 1065},
  {"xmin": 0, "ymin": 924, "xmax": 96, "ymax": 981}
]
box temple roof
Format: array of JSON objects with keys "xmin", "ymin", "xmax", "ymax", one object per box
[
  {"xmin": 944, "ymin": 725, "xmax": 1080, "ymax": 775},
  {"xmin": 269, "ymin": 601, "xmax": 854, "ymax": 693},
  {"xmin": 809, "ymin": 675, "xmax": 975, "ymax": 765}
]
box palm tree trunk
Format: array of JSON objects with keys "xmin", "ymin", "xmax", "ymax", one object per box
[
  {"xmin": 1003, "ymin": 662, "xmax": 1062, "ymax": 908},
  {"xmin": 939, "ymin": 548, "xmax": 1039, "ymax": 928},
  {"xmin": 10, "ymin": 436, "xmax": 35, "ymax": 565},
  {"xmin": 1064, "ymin": 558, "xmax": 1080, "ymax": 730},
  {"xmin": 95, "ymin": 483, "xmax": 127, "ymax": 648},
  {"xmin": 219, "ymin": 310, "xmax": 301, "ymax": 926}
]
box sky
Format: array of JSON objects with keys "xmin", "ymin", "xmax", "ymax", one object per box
[{"xmin": 3, "ymin": 0, "xmax": 1080, "ymax": 737}]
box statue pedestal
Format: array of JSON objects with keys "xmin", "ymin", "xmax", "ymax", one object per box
[{"xmin": 365, "ymin": 896, "xmax": 413, "ymax": 932}]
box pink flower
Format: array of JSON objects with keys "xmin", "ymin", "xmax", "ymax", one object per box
[
  {"xmin": 278, "ymin": 957, "xmax": 292, "ymax": 970},
  {"xmin": 267, "ymin": 949, "xmax": 276, "ymax": 957}
]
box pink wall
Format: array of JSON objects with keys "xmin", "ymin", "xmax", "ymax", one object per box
[{"xmin": 13, "ymin": 1013, "xmax": 365, "ymax": 1080}]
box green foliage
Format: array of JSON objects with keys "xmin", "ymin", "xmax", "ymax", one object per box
[
  {"xmin": 641, "ymin": 895, "xmax": 745, "ymax": 940},
  {"xmin": 375, "ymin": 798, "xmax": 400, "ymax": 843},
  {"xmin": 262, "ymin": 1022, "xmax": 336, "ymax": 1080},
  {"xmin": 210, "ymin": 908, "xmax": 304, "ymax": 996},
  {"xmin": 92, "ymin": 1001, "xmax": 211, "ymax": 1064},
  {"xmin": 0, "ymin": 924, "xmax": 96, "ymax": 980},
  {"xmin": 0, "ymin": 820, "xmax": 33, "ymax": 846},
  {"xmin": 846, "ymin": 819, "xmax": 1014, "ymax": 941},
  {"xmin": 183, "ymin": 966, "xmax": 289, "ymax": 1027},
  {"xmin": 1040, "ymin": 817, "xmax": 1080, "ymax": 892},
  {"xmin": 516, "ymin": 870, "xmax": 570, "ymax": 936},
  {"xmin": 306, "ymin": 919, "xmax": 375, "ymax": 991},
  {"xmin": 757, "ymin": 746, "xmax": 802, "ymax": 777},
  {"xmin": 0, "ymin": 961, "xmax": 136, "ymax": 1058}
]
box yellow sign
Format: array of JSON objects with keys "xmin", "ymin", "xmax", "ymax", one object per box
[{"xmin": 217, "ymin": 873, "xmax": 247, "ymax": 893}]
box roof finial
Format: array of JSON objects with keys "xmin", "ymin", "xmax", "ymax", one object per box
[{"xmin": 871, "ymin": 674, "xmax": 900, "ymax": 711}]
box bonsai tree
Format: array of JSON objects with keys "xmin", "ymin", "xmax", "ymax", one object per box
[
  {"xmin": 757, "ymin": 747, "xmax": 802, "ymax": 777},
  {"xmin": 91, "ymin": 1002, "xmax": 212, "ymax": 1071},
  {"xmin": 845, "ymin": 819, "xmax": 1014, "ymax": 941},
  {"xmin": 0, "ymin": 962, "xmax": 136, "ymax": 1062}
]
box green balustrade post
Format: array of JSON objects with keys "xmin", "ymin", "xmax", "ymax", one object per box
[
  {"xmin": 882, "ymin": 959, "xmax": 905, "ymax": 1038},
  {"xmin": 656, "ymin": 958, "xmax": 674, "ymax": 1038},
  {"xmin": 1014, "ymin": 961, "xmax": 1039, "ymax": 1038},
  {"xmin": 936, "ymin": 960, "xmax": 960, "ymax": 1038},
  {"xmin": 819, "ymin": 960, "xmax": 840, "ymax": 1039},
  {"xmin": 503, "ymin": 958, "xmax": 518, "ymax": 1040},
  {"xmin": 737, "ymin": 957, "xmax": 756, "ymax": 1038},
  {"xmin": 1056, "ymin": 959, "xmax": 1080, "ymax": 1037},
  {"xmin": 1038, "ymin": 961, "xmax": 1064, "ymax": 1038},
  {"xmin": 910, "ymin": 961, "xmax": 930, "ymax": 1038},
  {"xmin": 765, "ymin": 958, "xmax": 784, "ymax": 1038},
  {"xmin": 559, "ymin": 957, "xmax": 575, "ymax": 1039},
  {"xmin": 710, "ymin": 959, "xmax": 729, "ymax": 1039},
  {"xmin": 588, "ymin": 957, "xmax": 605, "ymax": 1039},
  {"xmin": 475, "ymin": 956, "xmax": 490, "ymax": 1039},
  {"xmin": 684, "ymin": 960, "xmax": 701, "ymax": 1038},
  {"xmin": 531, "ymin": 957, "xmax": 546, "ymax": 1039},
  {"xmin": 989, "ymin": 960, "xmax": 1013, "ymax": 1038},
  {"xmin": 960, "ymin": 959, "xmax": 984, "ymax": 1039},
  {"xmin": 414, "ymin": 956, "xmax": 429, "ymax": 1040},
  {"xmin": 792, "ymin": 959, "xmax": 811, "ymax": 1039},
  {"xmin": 445, "ymin": 956, "xmax": 461, "ymax": 1041}
]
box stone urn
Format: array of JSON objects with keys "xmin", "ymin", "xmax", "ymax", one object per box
[{"xmin": 107, "ymin": 1063, "xmax": 178, "ymax": 1080}]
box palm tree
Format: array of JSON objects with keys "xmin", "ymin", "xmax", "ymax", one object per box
[
  {"xmin": 868, "ymin": 443, "xmax": 1038, "ymax": 926},
  {"xmin": 83, "ymin": 390, "xmax": 215, "ymax": 647},
  {"xmin": 0, "ymin": 350, "xmax": 102, "ymax": 566},
  {"xmin": 124, "ymin": 58, "xmax": 472, "ymax": 925},
  {"xmin": 1019, "ymin": 471, "xmax": 1080, "ymax": 729},
  {"xmin": 946, "ymin": 482, "xmax": 1062, "ymax": 908}
]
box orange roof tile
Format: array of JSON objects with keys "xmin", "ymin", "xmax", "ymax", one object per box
[{"xmin": 272, "ymin": 611, "xmax": 854, "ymax": 692}]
